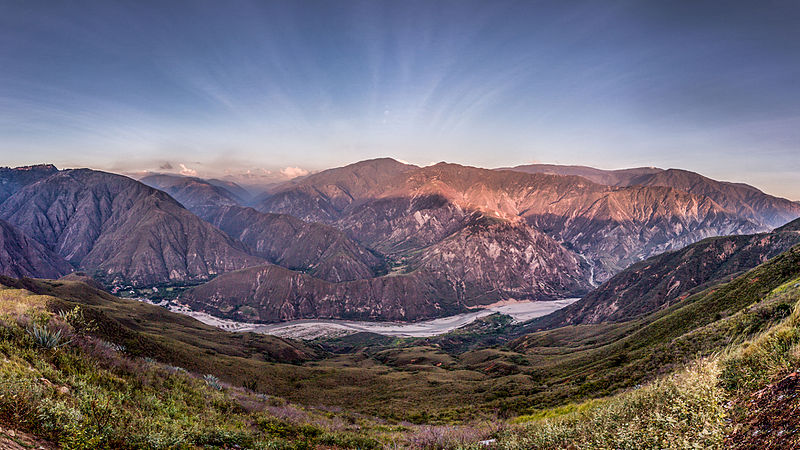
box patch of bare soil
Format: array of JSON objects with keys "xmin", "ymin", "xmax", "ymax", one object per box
[
  {"xmin": 0, "ymin": 423, "xmax": 57, "ymax": 449},
  {"xmin": 727, "ymin": 371, "xmax": 800, "ymax": 449}
]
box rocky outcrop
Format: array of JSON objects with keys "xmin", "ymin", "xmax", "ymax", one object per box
[
  {"xmin": 0, "ymin": 169, "xmax": 263, "ymax": 286},
  {"xmin": 0, "ymin": 219, "xmax": 73, "ymax": 279}
]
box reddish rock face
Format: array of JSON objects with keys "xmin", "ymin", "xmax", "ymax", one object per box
[
  {"xmin": 506, "ymin": 164, "xmax": 800, "ymax": 229},
  {"xmin": 3, "ymin": 159, "xmax": 799, "ymax": 324},
  {"xmin": 257, "ymin": 161, "xmax": 778, "ymax": 283}
]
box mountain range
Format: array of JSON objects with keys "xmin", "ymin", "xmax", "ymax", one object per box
[
  {"xmin": 532, "ymin": 217, "xmax": 800, "ymax": 329},
  {"xmin": 0, "ymin": 159, "xmax": 798, "ymax": 322},
  {"xmin": 0, "ymin": 168, "xmax": 262, "ymax": 286}
]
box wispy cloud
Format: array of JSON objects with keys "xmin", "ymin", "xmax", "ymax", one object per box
[
  {"xmin": 280, "ymin": 166, "xmax": 309, "ymax": 179},
  {"xmin": 179, "ymin": 164, "xmax": 197, "ymax": 176}
]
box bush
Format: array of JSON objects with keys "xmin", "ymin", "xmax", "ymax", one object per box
[{"xmin": 57, "ymin": 306, "xmax": 96, "ymax": 334}]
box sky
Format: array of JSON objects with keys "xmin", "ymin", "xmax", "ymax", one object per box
[{"xmin": 0, "ymin": 0, "xmax": 798, "ymax": 197}]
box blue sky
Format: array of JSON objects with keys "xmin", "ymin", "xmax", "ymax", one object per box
[{"xmin": 1, "ymin": 1, "xmax": 798, "ymax": 197}]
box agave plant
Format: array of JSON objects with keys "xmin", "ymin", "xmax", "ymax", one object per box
[
  {"xmin": 27, "ymin": 323, "xmax": 71, "ymax": 349},
  {"xmin": 204, "ymin": 374, "xmax": 223, "ymax": 391}
]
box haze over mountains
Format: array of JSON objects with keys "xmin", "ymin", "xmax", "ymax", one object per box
[{"xmin": 0, "ymin": 158, "xmax": 798, "ymax": 322}]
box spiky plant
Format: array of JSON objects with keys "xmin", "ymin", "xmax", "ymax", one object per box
[
  {"xmin": 204, "ymin": 374, "xmax": 223, "ymax": 391},
  {"xmin": 27, "ymin": 323, "xmax": 70, "ymax": 349}
]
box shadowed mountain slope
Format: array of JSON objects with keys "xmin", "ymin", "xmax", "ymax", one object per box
[
  {"xmin": 0, "ymin": 164, "xmax": 59, "ymax": 204},
  {"xmin": 194, "ymin": 204, "xmax": 385, "ymax": 282},
  {"xmin": 180, "ymin": 263, "xmax": 462, "ymax": 322},
  {"xmin": 498, "ymin": 163, "xmax": 663, "ymax": 186},
  {"xmin": 0, "ymin": 169, "xmax": 263, "ymax": 286},
  {"xmin": 0, "ymin": 219, "xmax": 73, "ymax": 279},
  {"xmin": 140, "ymin": 173, "xmax": 247, "ymax": 209}
]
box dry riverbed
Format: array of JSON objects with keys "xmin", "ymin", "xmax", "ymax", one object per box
[{"xmin": 141, "ymin": 298, "xmax": 578, "ymax": 340}]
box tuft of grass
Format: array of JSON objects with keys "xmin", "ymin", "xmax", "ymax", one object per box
[
  {"xmin": 720, "ymin": 280, "xmax": 800, "ymax": 393},
  {"xmin": 494, "ymin": 359, "xmax": 726, "ymax": 449}
]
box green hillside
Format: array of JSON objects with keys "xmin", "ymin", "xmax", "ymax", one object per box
[{"xmin": 3, "ymin": 244, "xmax": 800, "ymax": 448}]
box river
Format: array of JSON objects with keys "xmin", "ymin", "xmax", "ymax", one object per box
[{"xmin": 159, "ymin": 298, "xmax": 579, "ymax": 340}]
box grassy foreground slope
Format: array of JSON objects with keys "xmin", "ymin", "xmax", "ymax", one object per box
[
  {"xmin": 493, "ymin": 275, "xmax": 800, "ymax": 449},
  {"xmin": 7, "ymin": 243, "xmax": 798, "ymax": 424},
  {"xmin": 3, "ymin": 244, "xmax": 800, "ymax": 448},
  {"xmin": 0, "ymin": 281, "xmax": 505, "ymax": 449}
]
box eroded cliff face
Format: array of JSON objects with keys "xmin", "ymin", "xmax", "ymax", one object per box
[
  {"xmin": 533, "ymin": 219, "xmax": 800, "ymax": 329},
  {"xmin": 0, "ymin": 169, "xmax": 263, "ymax": 286},
  {"xmin": 406, "ymin": 215, "xmax": 591, "ymax": 303},
  {"xmin": 255, "ymin": 162, "xmax": 773, "ymax": 285}
]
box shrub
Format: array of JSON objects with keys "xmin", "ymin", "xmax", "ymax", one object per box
[
  {"xmin": 57, "ymin": 306, "xmax": 96, "ymax": 334},
  {"xmin": 35, "ymin": 397, "xmax": 83, "ymax": 436}
]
